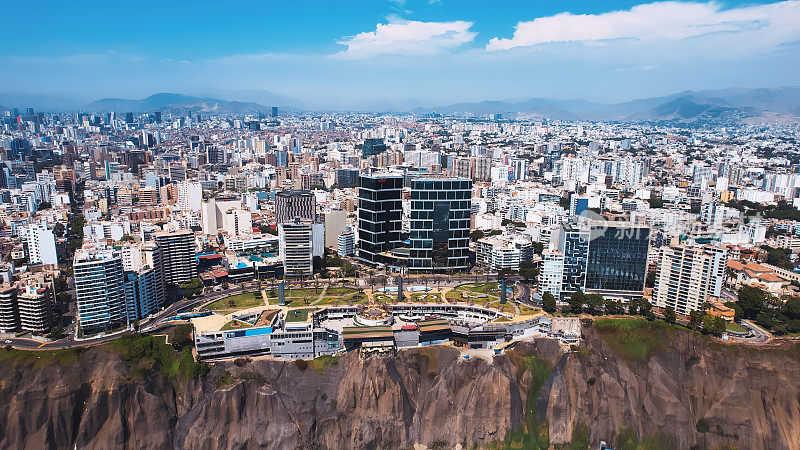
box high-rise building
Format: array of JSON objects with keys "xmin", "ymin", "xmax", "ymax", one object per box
[
  {"xmin": 540, "ymin": 222, "xmax": 650, "ymax": 299},
  {"xmin": 153, "ymin": 230, "xmax": 197, "ymax": 285},
  {"xmin": 279, "ymin": 220, "xmax": 315, "ymax": 277},
  {"xmin": 177, "ymin": 181, "xmax": 202, "ymax": 211},
  {"xmin": 275, "ymin": 190, "xmax": 316, "ymax": 224},
  {"xmin": 338, "ymin": 227, "xmax": 356, "ymax": 257},
  {"xmin": 74, "ymin": 249, "xmax": 127, "ymax": 335},
  {"xmin": 336, "ymin": 168, "xmax": 360, "ymax": 188},
  {"xmin": 271, "ymin": 106, "xmax": 278, "ymax": 118},
  {"xmin": 0, "ymin": 287, "xmax": 19, "ymax": 332},
  {"xmin": 585, "ymin": 224, "xmax": 650, "ymax": 297},
  {"xmin": 653, "ymin": 243, "xmax": 728, "ymax": 315},
  {"xmin": 358, "ymin": 173, "xmax": 403, "ymax": 265},
  {"xmin": 17, "ymin": 283, "xmax": 53, "ymax": 334},
  {"xmin": 409, "ymin": 178, "xmax": 473, "ymax": 272},
  {"xmin": 362, "ymin": 138, "xmax": 387, "ymax": 158},
  {"xmin": 222, "ymin": 209, "xmax": 253, "ymax": 237},
  {"xmin": 123, "ymin": 267, "xmax": 162, "ymax": 321},
  {"xmin": 26, "ymin": 224, "xmax": 58, "ymax": 265}
]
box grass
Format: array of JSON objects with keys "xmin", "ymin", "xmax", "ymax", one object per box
[
  {"xmin": 594, "ymin": 318, "xmax": 676, "ymax": 362},
  {"xmin": 202, "ymin": 291, "xmax": 263, "ymax": 312},
  {"xmin": 410, "ymin": 292, "xmax": 441, "ymax": 303},
  {"xmin": 286, "ymin": 308, "xmax": 316, "ymax": 323},
  {"xmin": 308, "ymin": 355, "xmax": 340, "ymax": 374},
  {"xmin": 726, "ymin": 322, "xmax": 748, "ymax": 333},
  {"xmin": 494, "ymin": 352, "xmax": 553, "ymax": 449},
  {"xmin": 318, "ymin": 293, "xmax": 367, "ymax": 305},
  {"xmin": 446, "ymin": 282, "xmax": 500, "ymax": 301},
  {"xmin": 108, "ymin": 329, "xmax": 208, "ymax": 384},
  {"xmin": 221, "ymin": 319, "xmax": 253, "ymax": 331},
  {"xmin": 0, "ymin": 345, "xmax": 87, "ymax": 368}
]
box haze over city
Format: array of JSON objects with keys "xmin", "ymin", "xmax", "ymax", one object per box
[
  {"xmin": 2, "ymin": 0, "xmax": 800, "ymax": 109},
  {"xmin": 1, "ymin": 1, "xmax": 800, "ymax": 449}
]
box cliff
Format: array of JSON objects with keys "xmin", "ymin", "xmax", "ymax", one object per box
[{"xmin": 0, "ymin": 321, "xmax": 798, "ymax": 449}]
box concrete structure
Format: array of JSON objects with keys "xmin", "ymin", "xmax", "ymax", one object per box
[{"xmin": 279, "ymin": 220, "xmax": 315, "ymax": 277}]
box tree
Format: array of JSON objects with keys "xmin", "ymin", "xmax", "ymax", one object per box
[
  {"xmin": 663, "ymin": 306, "xmax": 677, "ymax": 324},
  {"xmin": 701, "ymin": 315, "xmax": 726, "ymax": 336},
  {"xmin": 782, "ymin": 296, "xmax": 800, "ymax": 320},
  {"xmin": 519, "ymin": 262, "xmax": 539, "ymax": 281},
  {"xmin": 604, "ymin": 299, "xmax": 624, "ymax": 315},
  {"xmin": 639, "ymin": 299, "xmax": 656, "ymax": 321},
  {"xmin": 585, "ymin": 293, "xmax": 605, "ymax": 315},
  {"xmin": 645, "ymin": 270, "xmax": 657, "ymax": 288},
  {"xmin": 53, "ymin": 223, "xmax": 66, "ymax": 238},
  {"xmin": 689, "ymin": 310, "xmax": 704, "ymax": 329},
  {"xmin": 628, "ymin": 298, "xmax": 640, "ymax": 316},
  {"xmin": 38, "ymin": 201, "xmax": 52, "ymax": 210},
  {"xmin": 568, "ymin": 290, "xmax": 585, "ymax": 314},
  {"xmin": 179, "ymin": 277, "xmax": 204, "ymax": 298},
  {"xmin": 542, "ymin": 292, "xmax": 557, "ymax": 313},
  {"xmin": 47, "ymin": 326, "xmax": 64, "ymax": 340},
  {"xmin": 737, "ymin": 285, "xmax": 766, "ymax": 319}
]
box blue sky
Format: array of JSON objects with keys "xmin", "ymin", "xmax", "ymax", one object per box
[{"xmin": 2, "ymin": 0, "xmax": 799, "ymax": 108}]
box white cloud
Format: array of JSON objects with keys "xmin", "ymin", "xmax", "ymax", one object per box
[
  {"xmin": 335, "ymin": 20, "xmax": 476, "ymax": 59},
  {"xmin": 487, "ymin": 1, "xmax": 800, "ymax": 52}
]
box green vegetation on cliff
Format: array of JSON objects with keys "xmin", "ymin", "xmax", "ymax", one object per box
[
  {"xmin": 594, "ymin": 318, "xmax": 677, "ymax": 361},
  {"xmin": 109, "ymin": 324, "xmax": 208, "ymax": 384},
  {"xmin": 496, "ymin": 352, "xmax": 553, "ymax": 449}
]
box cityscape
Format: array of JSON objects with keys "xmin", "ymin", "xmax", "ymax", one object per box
[{"xmin": 2, "ymin": 0, "xmax": 800, "ymax": 449}]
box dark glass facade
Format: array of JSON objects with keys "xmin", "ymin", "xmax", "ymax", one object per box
[
  {"xmin": 362, "ymin": 139, "xmax": 387, "ymax": 158},
  {"xmin": 409, "ymin": 178, "xmax": 472, "ymax": 272},
  {"xmin": 585, "ymin": 225, "xmax": 650, "ymax": 295},
  {"xmin": 358, "ymin": 174, "xmax": 403, "ymax": 263},
  {"xmin": 561, "ymin": 229, "xmax": 589, "ymax": 295}
]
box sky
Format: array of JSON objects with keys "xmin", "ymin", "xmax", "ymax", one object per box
[{"xmin": 2, "ymin": 0, "xmax": 800, "ymax": 109}]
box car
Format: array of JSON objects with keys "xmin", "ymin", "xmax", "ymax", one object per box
[{"xmin": 4, "ymin": 340, "xmax": 11, "ymax": 344}]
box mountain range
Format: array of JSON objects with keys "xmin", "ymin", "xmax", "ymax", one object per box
[{"xmin": 1, "ymin": 86, "xmax": 799, "ymax": 122}]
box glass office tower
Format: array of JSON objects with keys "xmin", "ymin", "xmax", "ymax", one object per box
[
  {"xmin": 357, "ymin": 173, "xmax": 403, "ymax": 264},
  {"xmin": 585, "ymin": 224, "xmax": 651, "ymax": 296},
  {"xmin": 409, "ymin": 178, "xmax": 472, "ymax": 272}
]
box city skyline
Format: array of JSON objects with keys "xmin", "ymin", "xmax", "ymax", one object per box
[{"xmin": 2, "ymin": 0, "xmax": 799, "ymax": 109}]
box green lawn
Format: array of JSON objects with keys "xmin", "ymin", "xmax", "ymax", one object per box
[
  {"xmin": 410, "ymin": 292, "xmax": 441, "ymax": 303},
  {"xmin": 203, "ymin": 291, "xmax": 263, "ymax": 312},
  {"xmin": 318, "ymin": 292, "xmax": 367, "ymax": 305},
  {"xmin": 594, "ymin": 318, "xmax": 676, "ymax": 362},
  {"xmin": 221, "ymin": 319, "xmax": 253, "ymax": 331},
  {"xmin": 286, "ymin": 308, "xmax": 316, "ymax": 323},
  {"xmin": 726, "ymin": 322, "xmax": 748, "ymax": 333}
]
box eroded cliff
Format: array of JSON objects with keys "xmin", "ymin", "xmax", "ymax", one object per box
[{"xmin": 0, "ymin": 321, "xmax": 798, "ymax": 449}]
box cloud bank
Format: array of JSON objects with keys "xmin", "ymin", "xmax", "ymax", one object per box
[
  {"xmin": 486, "ymin": 1, "xmax": 800, "ymax": 52},
  {"xmin": 335, "ymin": 19, "xmax": 476, "ymax": 59}
]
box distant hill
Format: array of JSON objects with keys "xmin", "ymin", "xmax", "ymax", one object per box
[
  {"xmin": 85, "ymin": 93, "xmax": 271, "ymax": 114},
  {"xmin": 415, "ymin": 86, "xmax": 800, "ymax": 123}
]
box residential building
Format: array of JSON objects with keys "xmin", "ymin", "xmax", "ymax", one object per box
[
  {"xmin": 153, "ymin": 230, "xmax": 197, "ymax": 285},
  {"xmin": 74, "ymin": 249, "xmax": 127, "ymax": 335},
  {"xmin": 652, "ymin": 244, "xmax": 728, "ymax": 315}
]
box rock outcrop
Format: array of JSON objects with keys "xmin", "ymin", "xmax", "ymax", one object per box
[{"xmin": 0, "ymin": 324, "xmax": 798, "ymax": 449}]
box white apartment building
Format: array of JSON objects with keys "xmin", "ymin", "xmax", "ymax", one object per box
[{"xmin": 652, "ymin": 244, "xmax": 728, "ymax": 315}]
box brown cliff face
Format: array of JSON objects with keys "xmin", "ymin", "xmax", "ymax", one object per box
[
  {"xmin": 0, "ymin": 325, "xmax": 798, "ymax": 449},
  {"xmin": 541, "ymin": 322, "xmax": 800, "ymax": 449}
]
